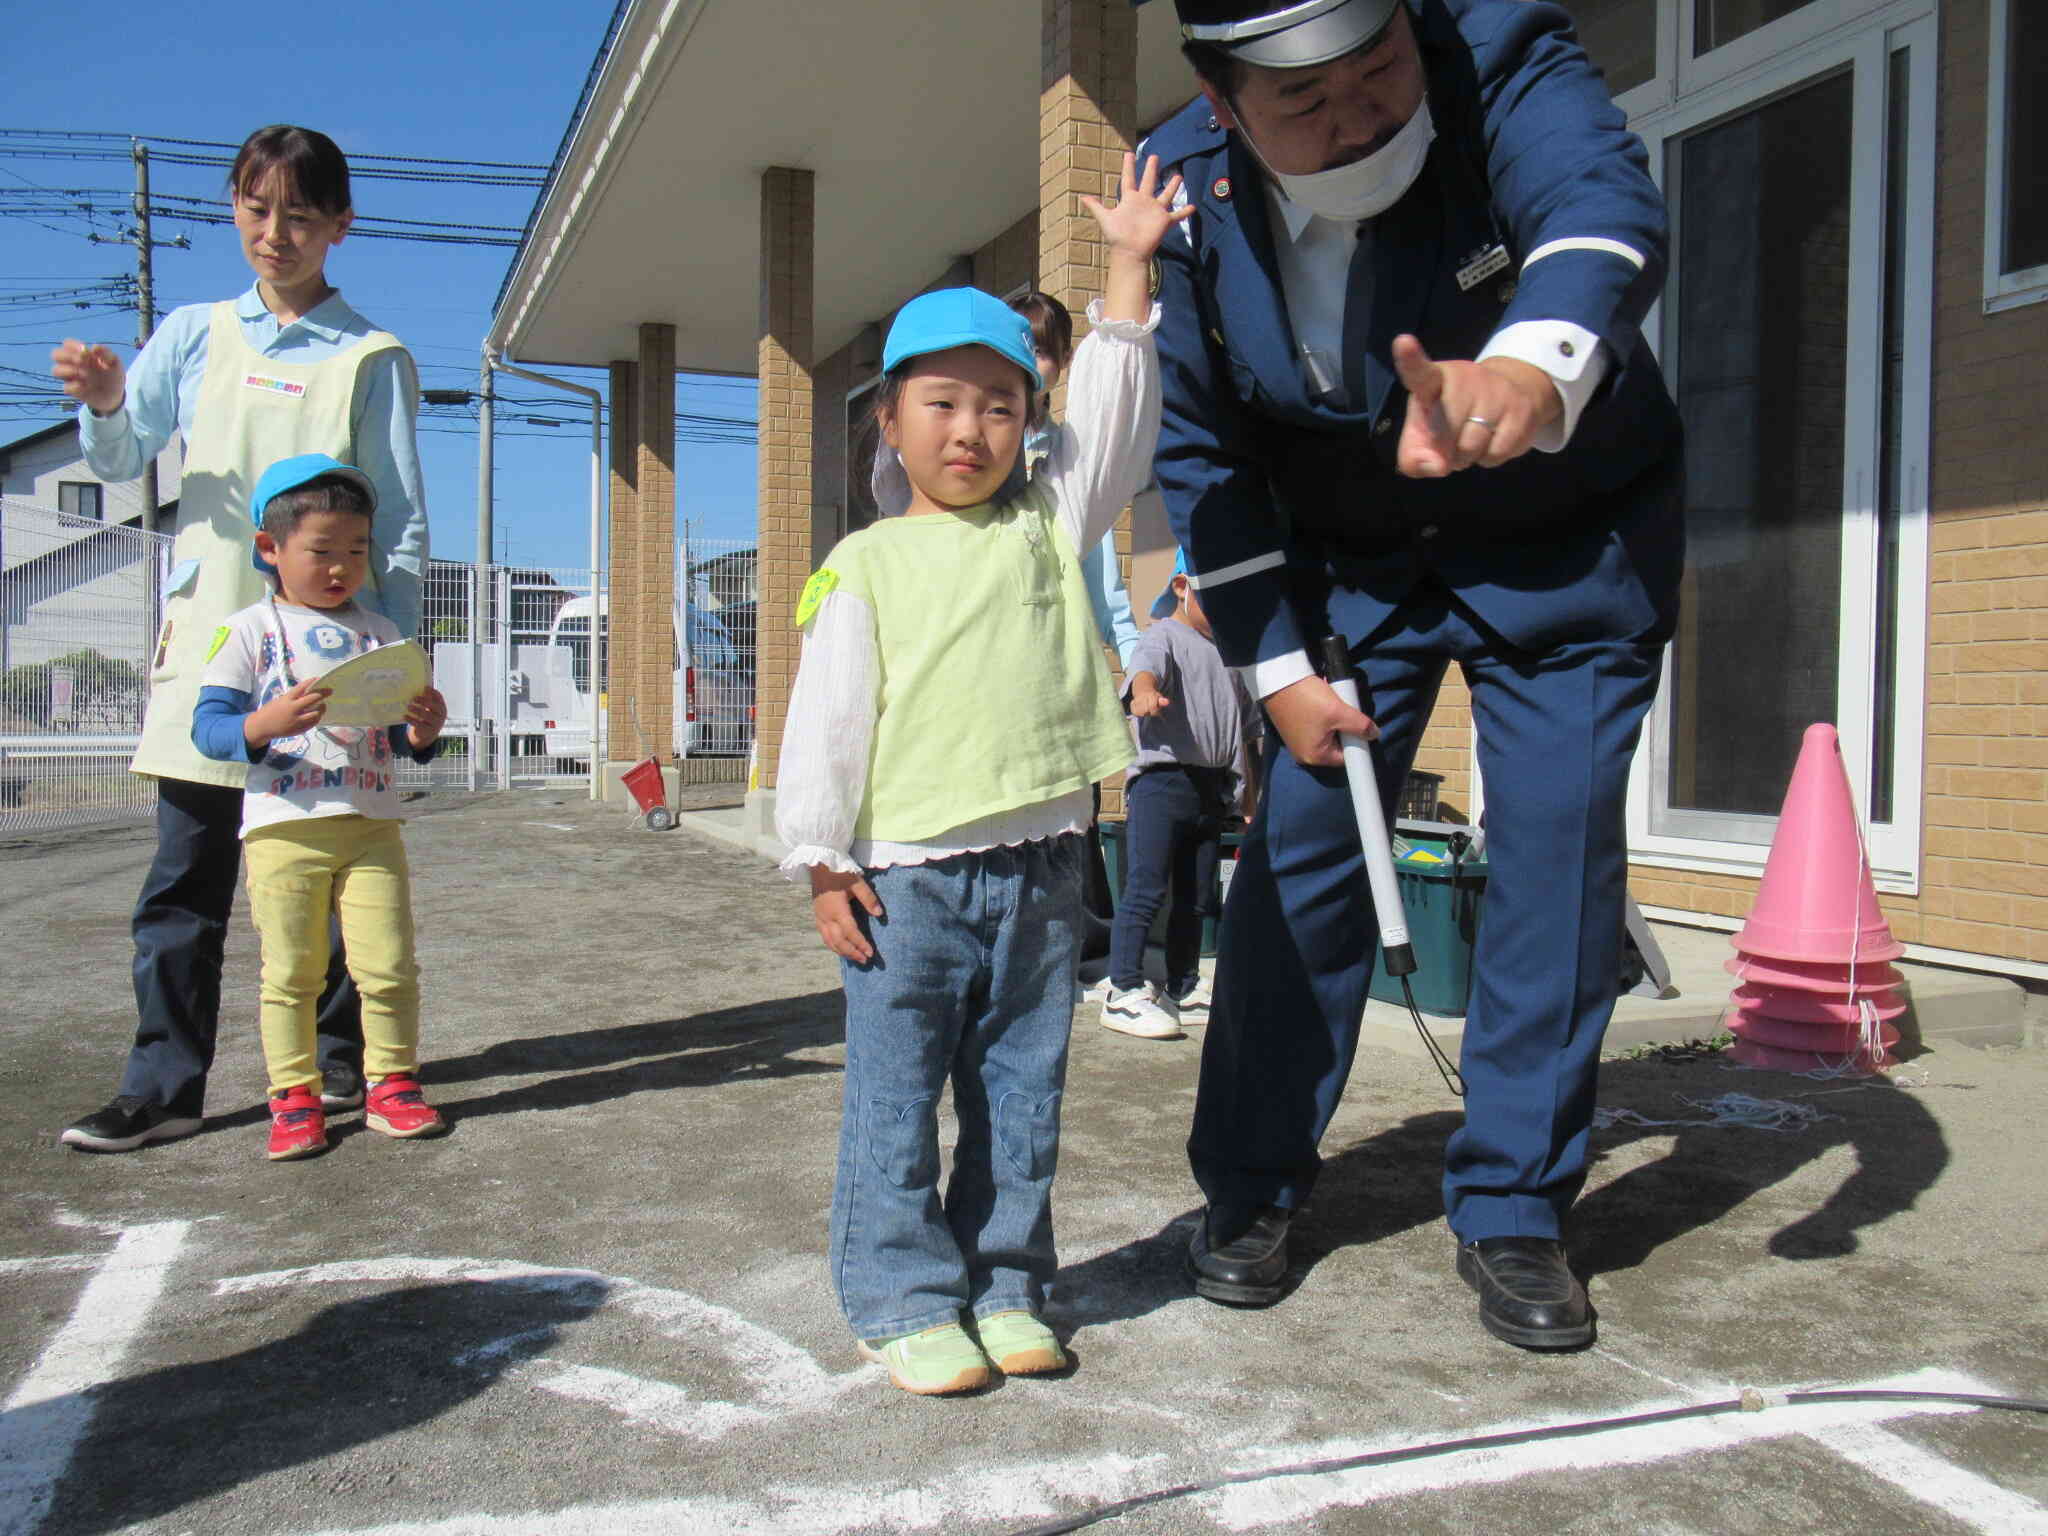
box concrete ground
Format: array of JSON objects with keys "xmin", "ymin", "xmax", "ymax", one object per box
[{"xmin": 3, "ymin": 789, "xmax": 2045, "ymax": 1536}]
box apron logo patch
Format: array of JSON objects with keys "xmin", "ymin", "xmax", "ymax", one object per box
[{"xmin": 243, "ymin": 373, "xmax": 307, "ymax": 398}]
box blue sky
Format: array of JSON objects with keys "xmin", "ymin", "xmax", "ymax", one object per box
[{"xmin": 1, "ymin": 1, "xmax": 760, "ymax": 573}]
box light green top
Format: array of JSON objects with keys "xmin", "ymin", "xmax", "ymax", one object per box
[{"xmin": 828, "ymin": 482, "xmax": 1134, "ymax": 844}]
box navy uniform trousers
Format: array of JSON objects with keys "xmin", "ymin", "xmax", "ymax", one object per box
[
  {"xmin": 1188, "ymin": 580, "xmax": 1663, "ymax": 1243},
  {"xmin": 123, "ymin": 776, "xmax": 362, "ymax": 1117}
]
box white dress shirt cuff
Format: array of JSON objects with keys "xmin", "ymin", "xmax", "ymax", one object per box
[
  {"xmin": 1247, "ymin": 649, "xmax": 1316, "ymax": 700},
  {"xmin": 1478, "ymin": 322, "xmax": 1611, "ymax": 452}
]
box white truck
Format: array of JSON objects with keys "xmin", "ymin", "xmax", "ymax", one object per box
[{"xmin": 433, "ymin": 582, "xmax": 750, "ymax": 767}]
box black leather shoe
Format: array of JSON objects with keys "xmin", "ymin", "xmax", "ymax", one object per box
[
  {"xmin": 320, "ymin": 1065, "xmax": 364, "ymax": 1113},
  {"xmin": 1188, "ymin": 1205, "xmax": 1291, "ymax": 1306},
  {"xmin": 1456, "ymin": 1236, "xmax": 1595, "ymax": 1350}
]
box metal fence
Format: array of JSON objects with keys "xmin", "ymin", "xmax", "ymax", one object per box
[
  {"xmin": 1, "ymin": 497, "xmax": 167, "ymax": 834},
  {"xmin": 0, "ymin": 502, "xmax": 757, "ymax": 836},
  {"xmin": 423, "ymin": 541, "xmax": 757, "ymax": 792}
]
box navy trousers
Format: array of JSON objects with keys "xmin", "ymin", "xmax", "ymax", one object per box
[
  {"xmin": 1188, "ymin": 586, "xmax": 1664, "ymax": 1242},
  {"xmin": 120, "ymin": 777, "xmax": 362, "ymax": 1117},
  {"xmin": 1109, "ymin": 765, "xmax": 1233, "ymax": 995}
]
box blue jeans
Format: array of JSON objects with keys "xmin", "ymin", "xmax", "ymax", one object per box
[
  {"xmin": 829, "ymin": 835, "xmax": 1084, "ymax": 1341},
  {"xmin": 1109, "ymin": 765, "xmax": 1232, "ymax": 995}
]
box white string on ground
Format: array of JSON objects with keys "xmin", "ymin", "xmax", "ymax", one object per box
[{"xmin": 1592, "ymin": 1094, "xmax": 1841, "ymax": 1133}]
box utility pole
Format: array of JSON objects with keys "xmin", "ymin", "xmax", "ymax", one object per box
[
  {"xmin": 89, "ymin": 142, "xmax": 188, "ymax": 653},
  {"xmin": 134, "ymin": 142, "xmax": 158, "ymax": 543}
]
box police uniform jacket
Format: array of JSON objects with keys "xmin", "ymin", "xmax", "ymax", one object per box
[{"xmin": 1145, "ymin": 0, "xmax": 1685, "ymax": 676}]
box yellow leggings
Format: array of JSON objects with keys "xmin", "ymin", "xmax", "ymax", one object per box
[{"xmin": 243, "ymin": 815, "xmax": 420, "ymax": 1096}]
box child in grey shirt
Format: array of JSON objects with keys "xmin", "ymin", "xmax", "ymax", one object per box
[{"xmin": 1102, "ymin": 551, "xmax": 1259, "ymax": 1040}]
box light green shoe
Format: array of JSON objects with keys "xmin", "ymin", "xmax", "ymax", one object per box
[
  {"xmin": 857, "ymin": 1322, "xmax": 990, "ymax": 1395},
  {"xmin": 973, "ymin": 1309, "xmax": 1067, "ymax": 1376}
]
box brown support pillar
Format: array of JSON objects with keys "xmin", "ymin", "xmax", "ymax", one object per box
[
  {"xmin": 1043, "ymin": 0, "xmax": 1139, "ymax": 812},
  {"xmin": 608, "ymin": 324, "xmax": 676, "ymax": 769},
  {"xmin": 753, "ymin": 166, "xmax": 815, "ymax": 809},
  {"xmin": 606, "ymin": 357, "xmax": 639, "ymax": 771}
]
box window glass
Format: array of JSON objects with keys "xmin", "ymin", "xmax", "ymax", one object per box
[
  {"xmin": 1662, "ymin": 68, "xmax": 1854, "ymax": 819},
  {"xmin": 2002, "ymin": 0, "xmax": 2048, "ymax": 274},
  {"xmin": 1694, "ymin": 0, "xmax": 1814, "ymax": 55},
  {"xmin": 1564, "ymin": 0, "xmax": 1657, "ymax": 98},
  {"xmin": 58, "ymin": 482, "xmax": 103, "ymax": 520}
]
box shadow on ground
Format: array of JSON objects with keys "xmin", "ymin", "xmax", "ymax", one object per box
[
  {"xmin": 31, "ymin": 1276, "xmax": 607, "ymax": 1536},
  {"xmin": 1057, "ymin": 1057, "xmax": 1949, "ymax": 1326},
  {"xmin": 427, "ymin": 991, "xmax": 845, "ymax": 1121}
]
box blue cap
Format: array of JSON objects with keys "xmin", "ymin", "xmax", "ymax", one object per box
[
  {"xmin": 883, "ymin": 287, "xmax": 1039, "ymax": 382},
  {"xmin": 1151, "ymin": 548, "xmax": 1191, "ymax": 620},
  {"xmin": 248, "ymin": 453, "xmax": 377, "ymax": 573}
]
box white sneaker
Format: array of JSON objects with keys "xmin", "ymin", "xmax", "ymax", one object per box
[
  {"xmin": 1101, "ymin": 983, "xmax": 1183, "ymax": 1040},
  {"xmin": 1171, "ymin": 977, "xmax": 1213, "ymax": 1020}
]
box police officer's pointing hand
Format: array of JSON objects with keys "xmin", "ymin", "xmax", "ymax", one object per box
[{"xmin": 1392, "ymin": 335, "xmax": 1562, "ymax": 478}]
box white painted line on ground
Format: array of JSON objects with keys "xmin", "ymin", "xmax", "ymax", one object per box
[
  {"xmin": 1205, "ymin": 1368, "xmax": 2029, "ymax": 1531},
  {"xmin": 0, "ymin": 1220, "xmax": 189, "ymax": 1536},
  {"xmin": 217, "ymin": 1255, "xmax": 870, "ymax": 1441},
  {"xmin": 1804, "ymin": 1420, "xmax": 2048, "ymax": 1534}
]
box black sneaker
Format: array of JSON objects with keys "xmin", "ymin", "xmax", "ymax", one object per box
[
  {"xmin": 319, "ymin": 1065, "xmax": 364, "ymax": 1113},
  {"xmin": 60, "ymin": 1096, "xmax": 202, "ymax": 1153}
]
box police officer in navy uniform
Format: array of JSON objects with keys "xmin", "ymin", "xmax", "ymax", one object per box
[{"xmin": 1147, "ymin": 0, "xmax": 1684, "ymax": 1348}]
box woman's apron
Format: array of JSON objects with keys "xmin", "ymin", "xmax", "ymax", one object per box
[{"xmin": 132, "ymin": 301, "xmax": 404, "ymax": 785}]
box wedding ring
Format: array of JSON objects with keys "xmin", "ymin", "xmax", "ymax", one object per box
[{"xmin": 1464, "ymin": 415, "xmax": 1496, "ymax": 430}]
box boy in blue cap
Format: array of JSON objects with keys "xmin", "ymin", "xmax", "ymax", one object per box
[
  {"xmin": 191, "ymin": 452, "xmax": 447, "ymax": 1161},
  {"xmin": 1102, "ymin": 550, "xmax": 1259, "ymax": 1039}
]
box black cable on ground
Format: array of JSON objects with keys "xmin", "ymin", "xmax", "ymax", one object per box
[{"xmin": 1003, "ymin": 1388, "xmax": 2048, "ymax": 1536}]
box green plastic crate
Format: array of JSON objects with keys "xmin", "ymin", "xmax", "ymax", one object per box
[
  {"xmin": 1368, "ymin": 822, "xmax": 1487, "ymax": 1017},
  {"xmin": 1098, "ymin": 820, "xmax": 1242, "ymax": 958}
]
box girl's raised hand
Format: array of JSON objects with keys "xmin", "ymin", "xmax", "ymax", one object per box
[
  {"xmin": 1080, "ymin": 152, "xmax": 1193, "ymax": 262},
  {"xmin": 50, "ymin": 340, "xmax": 126, "ymax": 416}
]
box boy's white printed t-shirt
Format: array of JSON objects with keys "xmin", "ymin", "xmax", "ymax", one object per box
[{"xmin": 202, "ymin": 598, "xmax": 408, "ymax": 835}]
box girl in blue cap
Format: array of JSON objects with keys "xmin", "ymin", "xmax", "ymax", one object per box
[{"xmin": 777, "ymin": 153, "xmax": 1189, "ymax": 1395}]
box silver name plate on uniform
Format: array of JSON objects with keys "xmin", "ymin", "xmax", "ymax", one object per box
[{"xmin": 1456, "ymin": 244, "xmax": 1511, "ymax": 292}]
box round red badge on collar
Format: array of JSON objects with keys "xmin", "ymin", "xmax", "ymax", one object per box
[{"xmin": 1213, "ymin": 176, "xmax": 1232, "ymax": 201}]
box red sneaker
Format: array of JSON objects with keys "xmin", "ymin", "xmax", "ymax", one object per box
[
  {"xmin": 267, "ymin": 1085, "xmax": 328, "ymax": 1161},
  {"xmin": 365, "ymin": 1074, "xmax": 448, "ymax": 1139}
]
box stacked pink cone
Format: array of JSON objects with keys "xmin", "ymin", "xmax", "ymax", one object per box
[{"xmin": 1725, "ymin": 723, "xmax": 1904, "ymax": 1074}]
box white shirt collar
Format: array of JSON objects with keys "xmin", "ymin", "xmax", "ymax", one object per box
[{"xmin": 1266, "ymin": 181, "xmax": 1325, "ymax": 246}]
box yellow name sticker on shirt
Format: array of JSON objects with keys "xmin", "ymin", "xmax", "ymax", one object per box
[
  {"xmin": 205, "ymin": 625, "xmax": 231, "ymax": 662},
  {"xmin": 795, "ymin": 568, "xmax": 839, "ymax": 628}
]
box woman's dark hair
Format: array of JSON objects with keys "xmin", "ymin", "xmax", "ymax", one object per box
[
  {"xmin": 1010, "ymin": 290, "xmax": 1075, "ymax": 380},
  {"xmin": 229, "ymin": 125, "xmax": 352, "ymax": 215}
]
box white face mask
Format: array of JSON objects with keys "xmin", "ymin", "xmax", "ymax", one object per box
[{"xmin": 1263, "ymin": 98, "xmax": 1435, "ymax": 223}]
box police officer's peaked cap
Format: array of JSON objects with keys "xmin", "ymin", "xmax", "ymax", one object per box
[{"xmin": 1173, "ymin": 0, "xmax": 1401, "ymax": 69}]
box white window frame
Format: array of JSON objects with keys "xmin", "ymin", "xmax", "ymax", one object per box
[
  {"xmin": 1623, "ymin": 6, "xmax": 1934, "ymax": 895},
  {"xmin": 1983, "ymin": 0, "xmax": 2048, "ymax": 313},
  {"xmin": 1675, "ymin": 0, "xmax": 1902, "ymax": 96}
]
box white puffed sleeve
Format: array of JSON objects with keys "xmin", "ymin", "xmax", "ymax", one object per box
[
  {"xmin": 774, "ymin": 587, "xmax": 879, "ymax": 878},
  {"xmin": 1040, "ymin": 298, "xmax": 1162, "ymax": 558}
]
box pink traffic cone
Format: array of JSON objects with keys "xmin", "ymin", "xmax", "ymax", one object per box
[
  {"xmin": 1731, "ymin": 983, "xmax": 1906, "ymax": 1027},
  {"xmin": 1730, "ymin": 1005, "xmax": 1901, "ymax": 1056},
  {"xmin": 1725, "ymin": 953, "xmax": 1905, "ymax": 995},
  {"xmin": 1726, "ymin": 1029, "xmax": 1898, "ymax": 1073},
  {"xmin": 1732, "ymin": 723, "xmax": 1903, "ymax": 964}
]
